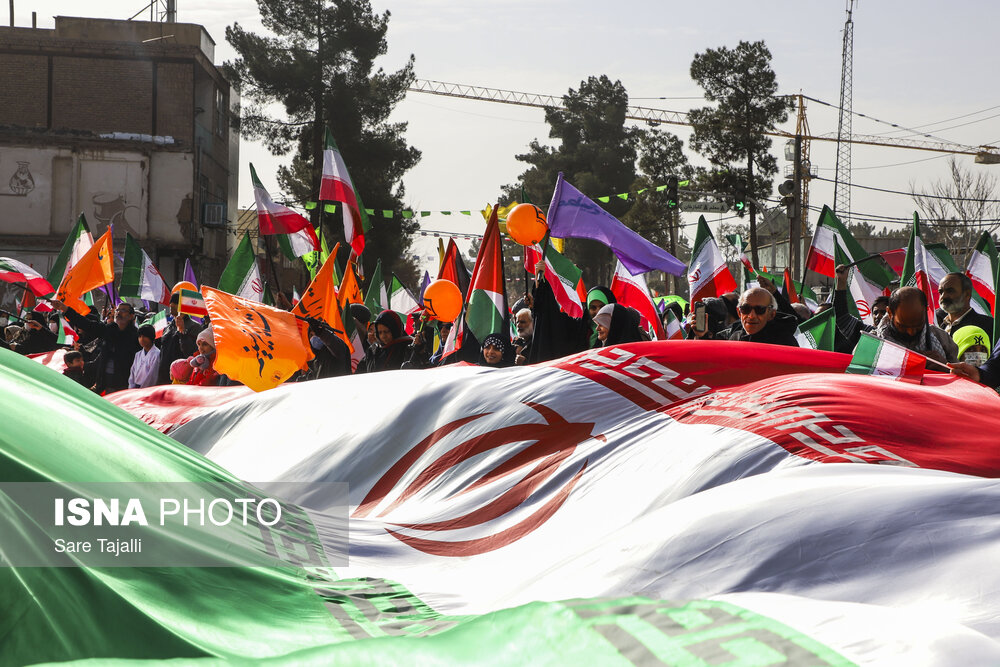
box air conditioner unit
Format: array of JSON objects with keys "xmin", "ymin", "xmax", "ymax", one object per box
[{"xmin": 202, "ymin": 203, "xmax": 226, "ymax": 228}]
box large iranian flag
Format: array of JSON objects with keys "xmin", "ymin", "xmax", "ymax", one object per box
[
  {"xmin": 464, "ymin": 206, "xmax": 507, "ymax": 342},
  {"xmin": 47, "ymin": 213, "xmax": 94, "ymax": 292},
  {"xmin": 218, "ymin": 233, "xmax": 264, "ymax": 302},
  {"xmin": 119, "ymin": 233, "xmax": 170, "ymax": 304},
  {"xmin": 688, "ymin": 215, "xmax": 737, "ymax": 302},
  {"xmin": 611, "ymin": 260, "xmax": 666, "ymax": 339},
  {"xmin": 250, "ymin": 164, "xmax": 319, "ymax": 256},
  {"xmin": 7, "ymin": 339, "xmax": 994, "ymax": 663},
  {"xmin": 807, "ymin": 206, "xmax": 895, "ymax": 324},
  {"xmin": 967, "ymin": 231, "xmax": 998, "ymax": 314},
  {"xmin": 320, "ymin": 127, "xmax": 369, "ymax": 256}
]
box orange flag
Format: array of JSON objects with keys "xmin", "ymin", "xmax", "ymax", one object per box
[
  {"xmin": 293, "ymin": 245, "xmax": 353, "ymax": 354},
  {"xmin": 337, "ymin": 259, "xmax": 364, "ymax": 309},
  {"xmin": 202, "ymin": 286, "xmax": 313, "ymax": 392},
  {"xmin": 57, "ymin": 228, "xmax": 113, "ymax": 314}
]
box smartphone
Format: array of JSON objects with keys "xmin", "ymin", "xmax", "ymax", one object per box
[{"xmin": 693, "ymin": 301, "xmax": 707, "ymax": 335}]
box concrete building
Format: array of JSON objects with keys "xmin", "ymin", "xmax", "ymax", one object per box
[{"xmin": 0, "ymin": 15, "xmax": 238, "ymax": 287}]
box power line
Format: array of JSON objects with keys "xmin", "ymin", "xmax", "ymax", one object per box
[
  {"xmin": 812, "ymin": 174, "xmax": 1000, "ymax": 203},
  {"xmin": 870, "ymin": 103, "xmax": 1000, "ymax": 137}
]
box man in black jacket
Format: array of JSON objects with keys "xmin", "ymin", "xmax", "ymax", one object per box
[
  {"xmin": 155, "ymin": 292, "xmax": 202, "ymax": 385},
  {"xmin": 53, "ymin": 300, "xmax": 141, "ymax": 393},
  {"xmin": 721, "ymin": 287, "xmax": 800, "ymax": 347},
  {"xmin": 936, "ymin": 272, "xmax": 994, "ymax": 338}
]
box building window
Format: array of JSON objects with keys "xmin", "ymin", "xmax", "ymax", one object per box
[{"xmin": 215, "ymin": 88, "xmax": 226, "ymax": 137}]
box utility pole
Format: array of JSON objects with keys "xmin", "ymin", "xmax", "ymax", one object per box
[{"xmin": 790, "ymin": 135, "xmax": 803, "ymax": 277}]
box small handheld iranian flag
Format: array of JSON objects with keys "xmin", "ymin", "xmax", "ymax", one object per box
[
  {"xmin": 54, "ymin": 312, "xmax": 76, "ymax": 345},
  {"xmin": 218, "ymin": 233, "xmax": 265, "ymax": 302},
  {"xmin": 0, "ymin": 257, "xmax": 54, "ymax": 297},
  {"xmin": 688, "ymin": 216, "xmax": 737, "ymax": 303},
  {"xmin": 119, "ymin": 234, "xmax": 171, "ymax": 304},
  {"xmin": 794, "ymin": 308, "xmax": 836, "ymax": 351},
  {"xmin": 662, "ymin": 307, "xmax": 683, "ymax": 340},
  {"xmin": 846, "ymin": 332, "xmax": 925, "ymax": 382},
  {"xmin": 320, "ymin": 127, "xmax": 369, "ymax": 256},
  {"xmin": 143, "ymin": 310, "xmax": 169, "ymax": 339},
  {"xmin": 542, "ymin": 244, "xmax": 584, "ymax": 318},
  {"xmin": 178, "ymin": 289, "xmax": 208, "ymax": 318},
  {"xmin": 611, "ymin": 261, "xmax": 666, "ymax": 339}
]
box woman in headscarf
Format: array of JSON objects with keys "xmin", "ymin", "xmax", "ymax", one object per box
[
  {"xmin": 586, "ymin": 286, "xmax": 617, "ymax": 348},
  {"xmin": 593, "ymin": 304, "xmax": 645, "ymax": 347},
  {"xmin": 362, "ymin": 310, "xmax": 412, "ymax": 372},
  {"xmin": 187, "ymin": 326, "xmax": 220, "ymax": 386},
  {"xmin": 478, "ymin": 333, "xmax": 514, "ymax": 368}
]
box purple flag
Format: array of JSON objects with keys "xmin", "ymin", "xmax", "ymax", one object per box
[
  {"xmin": 546, "ymin": 173, "xmax": 686, "ymax": 277},
  {"xmin": 417, "ymin": 270, "xmax": 431, "ymax": 307},
  {"xmin": 183, "ymin": 258, "xmax": 199, "ymax": 288}
]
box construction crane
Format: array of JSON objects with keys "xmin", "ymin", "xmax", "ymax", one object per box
[
  {"xmin": 833, "ymin": 0, "xmax": 857, "ymax": 223},
  {"xmin": 409, "ymin": 78, "xmax": 1000, "ymax": 161}
]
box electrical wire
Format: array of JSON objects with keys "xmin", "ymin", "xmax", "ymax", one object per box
[{"xmin": 811, "ymin": 174, "xmax": 1000, "ymax": 203}]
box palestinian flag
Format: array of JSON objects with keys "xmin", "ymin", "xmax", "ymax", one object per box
[
  {"xmin": 320, "ymin": 127, "xmax": 369, "ymax": 256},
  {"xmin": 47, "ymin": 213, "xmax": 94, "ymax": 291},
  {"xmin": 438, "ymin": 238, "xmax": 471, "ymax": 297},
  {"xmin": 967, "ymin": 232, "xmax": 998, "ymax": 315},
  {"xmin": 178, "ymin": 289, "xmax": 208, "ymax": 318},
  {"xmin": 542, "ymin": 243, "xmax": 584, "ymax": 318},
  {"xmin": 794, "ymin": 308, "xmax": 836, "ymax": 351},
  {"xmin": 119, "ymin": 234, "xmax": 170, "ymax": 304},
  {"xmin": 250, "ymin": 164, "xmax": 319, "ymax": 255},
  {"xmin": 218, "ymin": 233, "xmax": 265, "ymax": 302},
  {"xmin": 142, "ymin": 309, "xmax": 169, "ymax": 339},
  {"xmin": 688, "ymin": 216, "xmax": 737, "ymax": 303},
  {"xmin": 846, "ymin": 331, "xmax": 925, "ymax": 381},
  {"xmin": 363, "ymin": 259, "xmax": 387, "ymax": 317},
  {"xmin": 0, "ymin": 257, "xmax": 54, "ymax": 297},
  {"xmin": 611, "ymin": 261, "xmax": 666, "ymax": 339},
  {"xmin": 465, "ymin": 207, "xmax": 508, "ymax": 342},
  {"xmin": 389, "ymin": 274, "xmax": 421, "ymax": 333},
  {"xmin": 662, "ymin": 307, "xmax": 683, "ymax": 340}
]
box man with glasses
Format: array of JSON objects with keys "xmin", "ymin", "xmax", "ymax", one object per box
[
  {"xmin": 721, "ymin": 287, "xmax": 800, "ymax": 347},
  {"xmin": 52, "ymin": 299, "xmax": 141, "ymax": 394}
]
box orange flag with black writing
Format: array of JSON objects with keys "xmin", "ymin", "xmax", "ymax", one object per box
[
  {"xmin": 337, "ymin": 259, "xmax": 364, "ymax": 309},
  {"xmin": 202, "ymin": 286, "xmax": 313, "ymax": 392},
  {"xmin": 56, "ymin": 228, "xmax": 114, "ymax": 315},
  {"xmin": 293, "ymin": 244, "xmax": 353, "ymax": 353}
]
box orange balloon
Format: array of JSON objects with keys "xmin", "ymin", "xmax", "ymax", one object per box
[
  {"xmin": 172, "ymin": 281, "xmax": 196, "ymax": 295},
  {"xmin": 506, "ymin": 203, "xmax": 548, "ymax": 246},
  {"xmin": 423, "ymin": 279, "xmax": 463, "ymax": 322}
]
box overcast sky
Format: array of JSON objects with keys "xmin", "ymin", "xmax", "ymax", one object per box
[{"xmin": 20, "ymin": 1, "xmax": 1000, "ymax": 275}]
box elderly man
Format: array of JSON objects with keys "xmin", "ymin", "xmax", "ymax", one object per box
[
  {"xmin": 513, "ymin": 308, "xmax": 534, "ymax": 365},
  {"xmin": 936, "ymin": 272, "xmax": 994, "ymax": 338},
  {"xmin": 721, "ymin": 287, "xmax": 799, "ymax": 346},
  {"xmin": 53, "ymin": 300, "xmax": 141, "ymax": 393}
]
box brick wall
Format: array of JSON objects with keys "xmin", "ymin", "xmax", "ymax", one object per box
[
  {"xmin": 51, "ymin": 56, "xmax": 153, "ymax": 134},
  {"xmin": 155, "ymin": 62, "xmax": 193, "ymax": 143},
  {"xmin": 0, "ymin": 53, "xmax": 48, "ymax": 127}
]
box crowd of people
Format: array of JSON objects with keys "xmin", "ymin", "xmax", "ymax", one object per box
[{"xmin": 2, "ymin": 258, "xmax": 999, "ymax": 393}]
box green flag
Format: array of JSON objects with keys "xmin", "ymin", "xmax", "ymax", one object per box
[
  {"xmin": 794, "ymin": 308, "xmax": 836, "ymax": 351},
  {"xmin": 363, "ymin": 258, "xmax": 386, "ymax": 316},
  {"xmin": 218, "ymin": 233, "xmax": 264, "ymax": 302}
]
